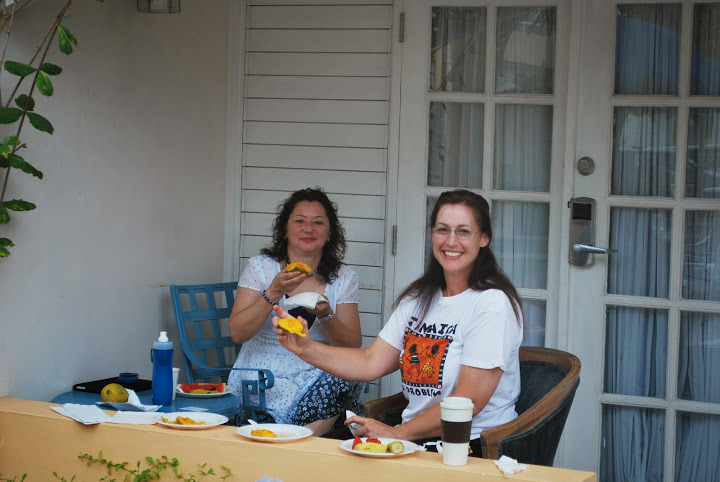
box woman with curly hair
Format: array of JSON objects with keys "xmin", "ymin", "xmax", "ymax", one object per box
[{"xmin": 228, "ymin": 187, "xmax": 363, "ymax": 435}]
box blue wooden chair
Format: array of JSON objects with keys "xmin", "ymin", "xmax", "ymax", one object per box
[{"xmin": 170, "ymin": 282, "xmax": 274, "ymax": 422}]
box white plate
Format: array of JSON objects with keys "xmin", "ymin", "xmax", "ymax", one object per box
[
  {"xmin": 235, "ymin": 423, "xmax": 313, "ymax": 442},
  {"xmin": 284, "ymin": 292, "xmax": 327, "ymax": 310},
  {"xmin": 176, "ymin": 387, "xmax": 234, "ymax": 398},
  {"xmin": 155, "ymin": 412, "xmax": 228, "ymax": 429},
  {"xmin": 339, "ymin": 438, "xmax": 424, "ymax": 458}
]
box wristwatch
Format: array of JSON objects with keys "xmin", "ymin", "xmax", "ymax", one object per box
[{"xmin": 318, "ymin": 312, "xmax": 335, "ymax": 323}]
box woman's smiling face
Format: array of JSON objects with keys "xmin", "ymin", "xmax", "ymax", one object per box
[
  {"xmin": 285, "ymin": 201, "xmax": 330, "ymax": 256},
  {"xmin": 432, "ymin": 203, "xmax": 489, "ymax": 282}
]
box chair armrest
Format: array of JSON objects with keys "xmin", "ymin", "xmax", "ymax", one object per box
[
  {"xmin": 364, "ymin": 392, "xmax": 408, "ymax": 421},
  {"xmin": 182, "ymin": 347, "xmax": 275, "ymax": 390}
]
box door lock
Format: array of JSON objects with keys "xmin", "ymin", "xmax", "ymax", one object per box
[{"xmin": 568, "ymin": 197, "xmax": 614, "ymax": 266}]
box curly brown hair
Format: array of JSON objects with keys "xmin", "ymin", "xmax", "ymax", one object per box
[{"xmin": 260, "ymin": 187, "xmax": 347, "ymax": 283}]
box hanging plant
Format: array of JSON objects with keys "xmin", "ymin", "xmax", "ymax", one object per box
[{"xmin": 0, "ymin": 0, "xmax": 103, "ymax": 258}]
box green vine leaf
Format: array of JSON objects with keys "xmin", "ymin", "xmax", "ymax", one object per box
[
  {"xmin": 0, "ymin": 205, "xmax": 9, "ymax": 224},
  {"xmin": 1, "ymin": 136, "xmax": 20, "ymax": 158},
  {"xmin": 14, "ymin": 95, "xmax": 35, "ymax": 112},
  {"xmin": 0, "ymin": 245, "xmax": 10, "ymax": 257},
  {"xmin": 27, "ymin": 112, "xmax": 54, "ymax": 134},
  {"xmin": 0, "ymin": 107, "xmax": 23, "ymax": 124},
  {"xmin": 2, "ymin": 199, "xmax": 37, "ymax": 212},
  {"xmin": 40, "ymin": 63, "xmax": 63, "ymax": 76},
  {"xmin": 1, "ymin": 153, "xmax": 44, "ymax": 179},
  {"xmin": 4, "ymin": 60, "xmax": 37, "ymax": 77},
  {"xmin": 35, "ymin": 71, "xmax": 54, "ymax": 96},
  {"xmin": 57, "ymin": 25, "xmax": 77, "ymax": 55}
]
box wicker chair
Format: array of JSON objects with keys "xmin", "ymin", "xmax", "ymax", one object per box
[{"xmin": 363, "ymin": 346, "xmax": 580, "ymax": 466}]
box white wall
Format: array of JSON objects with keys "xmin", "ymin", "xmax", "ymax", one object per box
[{"xmin": 0, "ymin": 0, "xmax": 230, "ymax": 401}]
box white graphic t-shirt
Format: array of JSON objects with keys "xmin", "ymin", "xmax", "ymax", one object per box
[{"xmin": 378, "ymin": 288, "xmax": 523, "ymax": 440}]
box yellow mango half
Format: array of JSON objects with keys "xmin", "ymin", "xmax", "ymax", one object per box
[
  {"xmin": 278, "ymin": 317, "xmax": 306, "ymax": 337},
  {"xmin": 286, "ymin": 261, "xmax": 312, "ymax": 274}
]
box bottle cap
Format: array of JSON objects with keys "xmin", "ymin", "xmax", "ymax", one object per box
[{"xmin": 158, "ymin": 331, "xmax": 169, "ymax": 342}]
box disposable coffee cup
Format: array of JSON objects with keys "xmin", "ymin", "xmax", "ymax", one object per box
[
  {"xmin": 440, "ymin": 396, "xmax": 474, "ymax": 466},
  {"xmin": 172, "ymin": 367, "xmax": 180, "ymax": 401}
]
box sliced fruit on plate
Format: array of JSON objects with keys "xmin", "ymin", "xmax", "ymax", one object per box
[{"xmin": 178, "ymin": 383, "xmax": 226, "ymax": 394}]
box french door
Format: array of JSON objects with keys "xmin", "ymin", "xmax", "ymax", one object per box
[{"xmin": 392, "ymin": 0, "xmax": 720, "ymax": 479}]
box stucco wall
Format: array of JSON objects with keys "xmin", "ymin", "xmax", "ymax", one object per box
[{"xmin": 0, "ymin": 0, "xmax": 230, "ymax": 400}]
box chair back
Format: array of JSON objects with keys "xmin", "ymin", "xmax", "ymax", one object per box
[
  {"xmin": 170, "ymin": 282, "xmax": 240, "ymax": 383},
  {"xmin": 480, "ymin": 346, "xmax": 581, "ymax": 466}
]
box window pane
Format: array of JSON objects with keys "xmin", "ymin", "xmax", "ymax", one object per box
[
  {"xmin": 683, "ymin": 210, "xmax": 720, "ymax": 301},
  {"xmin": 430, "ymin": 7, "xmax": 487, "ymax": 93},
  {"xmin": 690, "ymin": 3, "xmax": 720, "ymax": 96},
  {"xmin": 604, "ymin": 306, "xmax": 667, "ymax": 397},
  {"xmin": 495, "ymin": 6, "xmax": 556, "ymax": 94},
  {"xmin": 608, "ymin": 207, "xmax": 672, "ymax": 298},
  {"xmin": 428, "ymin": 102, "xmax": 484, "ymax": 188},
  {"xmin": 678, "ymin": 311, "xmax": 720, "ymax": 403},
  {"xmin": 493, "ymin": 104, "xmax": 552, "ymax": 192},
  {"xmin": 615, "ymin": 3, "xmax": 681, "ymax": 95},
  {"xmin": 612, "ymin": 106, "xmax": 677, "ymax": 197},
  {"xmin": 491, "ymin": 201, "xmax": 549, "ymax": 290},
  {"xmin": 686, "ymin": 107, "xmax": 720, "ymax": 198},
  {"xmin": 675, "ymin": 412, "xmax": 720, "ymax": 481},
  {"xmin": 522, "ymin": 299, "xmax": 546, "ymax": 347},
  {"xmin": 600, "ymin": 405, "xmax": 665, "ymax": 482}
]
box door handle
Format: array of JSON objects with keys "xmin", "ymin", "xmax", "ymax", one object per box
[{"xmin": 572, "ymin": 244, "xmax": 616, "ymax": 255}]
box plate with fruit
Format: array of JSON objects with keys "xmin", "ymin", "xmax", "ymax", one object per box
[
  {"xmin": 235, "ymin": 423, "xmax": 313, "ymax": 442},
  {"xmin": 176, "ymin": 383, "xmax": 233, "ymax": 398},
  {"xmin": 340, "ymin": 436, "xmax": 425, "ymax": 458},
  {"xmin": 155, "ymin": 412, "xmax": 228, "ymax": 429}
]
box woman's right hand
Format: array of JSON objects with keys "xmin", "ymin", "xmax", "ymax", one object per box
[
  {"xmin": 264, "ymin": 268, "xmax": 308, "ymax": 302},
  {"xmin": 272, "ymin": 304, "xmax": 312, "ymax": 355}
]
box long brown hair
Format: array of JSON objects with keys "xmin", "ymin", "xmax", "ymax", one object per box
[{"xmin": 394, "ymin": 189, "xmax": 523, "ymax": 324}]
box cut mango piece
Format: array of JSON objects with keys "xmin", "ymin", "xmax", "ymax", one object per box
[
  {"xmin": 278, "ymin": 317, "xmax": 307, "ymax": 337},
  {"xmin": 176, "ymin": 416, "xmax": 205, "ymax": 425},
  {"xmin": 251, "ymin": 429, "xmax": 277, "ymax": 438},
  {"xmin": 287, "ymin": 261, "xmax": 312, "ymax": 274}
]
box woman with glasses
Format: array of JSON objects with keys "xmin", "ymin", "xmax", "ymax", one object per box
[
  {"xmin": 272, "ymin": 189, "xmax": 524, "ymax": 453},
  {"xmin": 227, "ymin": 187, "xmax": 363, "ymax": 435}
]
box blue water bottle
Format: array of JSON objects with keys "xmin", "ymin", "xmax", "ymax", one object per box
[{"xmin": 151, "ymin": 331, "xmax": 174, "ymax": 405}]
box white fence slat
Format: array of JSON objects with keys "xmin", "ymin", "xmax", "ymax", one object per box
[
  {"xmin": 351, "ymin": 265, "xmax": 383, "ymax": 290},
  {"xmin": 248, "ymin": 29, "xmax": 390, "ymax": 53},
  {"xmin": 242, "ymin": 212, "xmax": 384, "ymax": 244},
  {"xmin": 241, "ymin": 236, "xmax": 384, "ymax": 267},
  {"xmin": 249, "ymin": 5, "xmax": 392, "ymax": 29},
  {"xmin": 243, "ymin": 167, "xmax": 386, "ymax": 196},
  {"xmin": 247, "ymin": 53, "xmax": 390, "ymax": 76},
  {"xmin": 250, "ymin": 0, "xmax": 391, "ymax": 5},
  {"xmin": 245, "ymin": 122, "xmax": 387, "ymax": 148},
  {"xmin": 360, "ymin": 312, "xmax": 381, "ymax": 336},
  {"xmin": 242, "ymin": 190, "xmax": 386, "ymax": 219},
  {"xmin": 246, "ymin": 76, "xmax": 389, "ymax": 101},
  {"xmin": 359, "ymin": 288, "xmax": 382, "ymax": 313},
  {"xmin": 244, "ymin": 145, "xmax": 386, "ymax": 172},
  {"xmin": 246, "ymin": 99, "xmax": 387, "ymax": 125}
]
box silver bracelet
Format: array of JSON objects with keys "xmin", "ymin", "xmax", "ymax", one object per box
[{"xmin": 317, "ymin": 312, "xmax": 335, "ymax": 323}]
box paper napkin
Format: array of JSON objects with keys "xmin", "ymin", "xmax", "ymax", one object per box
[
  {"xmin": 284, "ymin": 292, "xmax": 327, "ymax": 310},
  {"xmin": 52, "ymin": 404, "xmax": 113, "ymax": 425},
  {"xmin": 109, "ymin": 411, "xmax": 161, "ymax": 424},
  {"xmin": 96, "ymin": 389, "xmax": 161, "ymax": 412},
  {"xmin": 494, "ymin": 455, "xmax": 529, "ymax": 478},
  {"xmin": 345, "ymin": 410, "xmax": 361, "ymax": 436}
]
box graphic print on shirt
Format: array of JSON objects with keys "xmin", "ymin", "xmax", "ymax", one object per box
[{"xmin": 399, "ymin": 328, "xmax": 452, "ymax": 389}]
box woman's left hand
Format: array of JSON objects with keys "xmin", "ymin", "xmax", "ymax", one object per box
[{"xmin": 346, "ymin": 415, "xmax": 398, "ymax": 439}]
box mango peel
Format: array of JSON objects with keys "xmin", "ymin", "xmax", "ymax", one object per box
[
  {"xmin": 287, "ymin": 261, "xmax": 312, "ymax": 274},
  {"xmin": 278, "ymin": 317, "xmax": 306, "ymax": 337}
]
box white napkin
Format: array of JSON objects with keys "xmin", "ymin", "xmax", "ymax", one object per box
[
  {"xmin": 284, "ymin": 292, "xmax": 327, "ymax": 310},
  {"xmin": 109, "ymin": 411, "xmax": 161, "ymax": 424},
  {"xmin": 52, "ymin": 404, "xmax": 113, "ymax": 425},
  {"xmin": 494, "ymin": 455, "xmax": 529, "ymax": 478},
  {"xmin": 345, "ymin": 410, "xmax": 361, "ymax": 436},
  {"xmin": 95, "ymin": 389, "xmax": 161, "ymax": 412}
]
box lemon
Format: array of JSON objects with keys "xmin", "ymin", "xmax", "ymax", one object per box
[{"xmin": 101, "ymin": 383, "xmax": 129, "ymax": 403}]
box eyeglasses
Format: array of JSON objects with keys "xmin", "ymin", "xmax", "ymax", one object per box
[{"xmin": 431, "ymin": 226, "xmax": 478, "ymax": 240}]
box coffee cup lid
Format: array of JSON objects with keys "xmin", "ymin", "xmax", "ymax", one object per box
[{"xmin": 440, "ymin": 396, "xmax": 474, "ymax": 409}]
